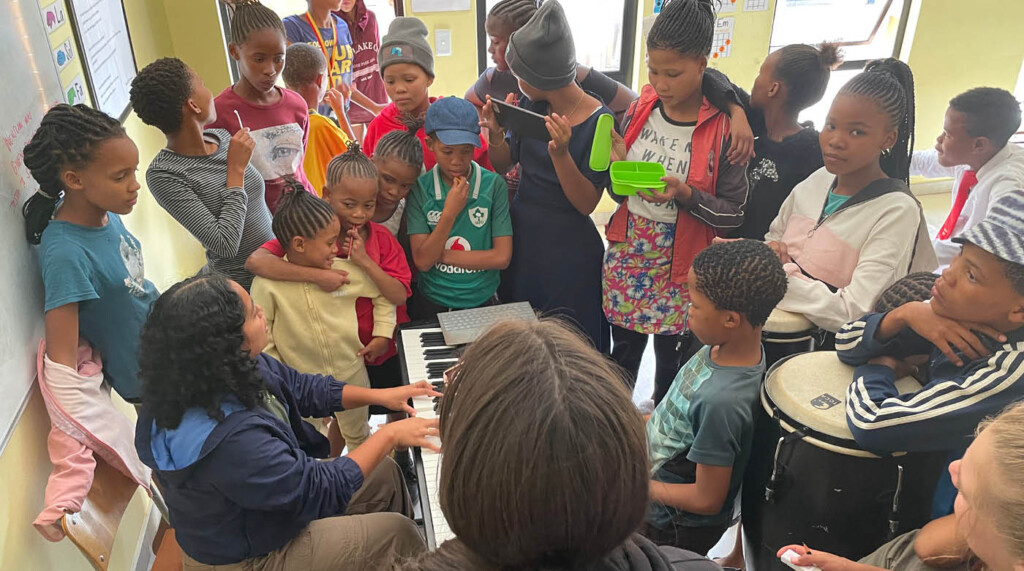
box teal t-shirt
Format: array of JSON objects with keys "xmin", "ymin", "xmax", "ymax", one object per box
[
  {"xmin": 39, "ymin": 214, "xmax": 160, "ymax": 400},
  {"xmin": 406, "ymin": 162, "xmax": 513, "ymax": 308},
  {"xmin": 646, "ymin": 346, "xmax": 764, "ymax": 528},
  {"xmin": 822, "ymin": 189, "xmax": 852, "ymax": 216}
]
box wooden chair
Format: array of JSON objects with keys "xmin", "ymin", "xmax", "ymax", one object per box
[{"xmin": 61, "ymin": 456, "xmax": 139, "ymax": 570}]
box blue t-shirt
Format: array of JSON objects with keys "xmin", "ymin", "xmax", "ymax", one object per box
[
  {"xmin": 646, "ymin": 346, "xmax": 764, "ymax": 528},
  {"xmin": 39, "ymin": 214, "xmax": 160, "ymax": 400},
  {"xmin": 283, "ymin": 13, "xmax": 355, "ymax": 115}
]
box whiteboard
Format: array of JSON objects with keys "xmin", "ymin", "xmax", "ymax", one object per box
[
  {"xmin": 68, "ymin": 0, "xmax": 136, "ymax": 120},
  {"xmin": 0, "ymin": 0, "xmax": 65, "ymax": 453}
]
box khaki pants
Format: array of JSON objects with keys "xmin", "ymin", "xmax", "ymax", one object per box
[
  {"xmin": 182, "ymin": 458, "xmax": 424, "ymax": 571},
  {"xmin": 335, "ymin": 366, "xmax": 371, "ymax": 451}
]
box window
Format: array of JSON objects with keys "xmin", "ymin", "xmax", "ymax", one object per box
[
  {"xmin": 478, "ymin": 0, "xmax": 637, "ymax": 85},
  {"xmin": 769, "ymin": 0, "xmax": 914, "ymax": 127}
]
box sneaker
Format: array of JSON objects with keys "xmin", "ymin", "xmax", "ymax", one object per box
[{"xmin": 394, "ymin": 449, "xmax": 419, "ymax": 505}]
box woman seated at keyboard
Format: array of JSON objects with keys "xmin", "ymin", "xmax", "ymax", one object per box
[{"xmin": 392, "ymin": 319, "xmax": 721, "ymax": 570}]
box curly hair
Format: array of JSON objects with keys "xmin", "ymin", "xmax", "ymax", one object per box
[
  {"xmin": 647, "ymin": 0, "xmax": 716, "ymax": 58},
  {"xmin": 1002, "ymin": 259, "xmax": 1024, "ymax": 297},
  {"xmin": 130, "ymin": 58, "xmax": 193, "ymax": 134},
  {"xmin": 691, "ymin": 239, "xmax": 787, "ymax": 327},
  {"xmin": 140, "ymin": 275, "xmax": 265, "ymax": 429},
  {"xmin": 22, "ymin": 104, "xmax": 126, "ymax": 244},
  {"xmin": 282, "ymin": 43, "xmax": 326, "ymax": 90},
  {"xmin": 949, "ymin": 87, "xmax": 1022, "ymax": 148},
  {"xmin": 873, "ymin": 272, "xmax": 938, "ymax": 313}
]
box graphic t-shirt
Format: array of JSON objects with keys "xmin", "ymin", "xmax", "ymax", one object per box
[
  {"xmin": 39, "ymin": 214, "xmax": 160, "ymax": 400},
  {"xmin": 646, "ymin": 346, "xmax": 763, "ymax": 528},
  {"xmin": 335, "ymin": 6, "xmax": 387, "ymax": 124},
  {"xmin": 284, "ymin": 13, "xmax": 355, "ymax": 116},
  {"xmin": 406, "ymin": 162, "xmax": 513, "ymax": 308},
  {"xmin": 625, "ymin": 102, "xmax": 695, "ymax": 223}
]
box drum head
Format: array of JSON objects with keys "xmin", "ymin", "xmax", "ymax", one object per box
[
  {"xmin": 764, "ymin": 351, "xmax": 923, "ymax": 452},
  {"xmin": 764, "ymin": 309, "xmax": 816, "ymax": 341}
]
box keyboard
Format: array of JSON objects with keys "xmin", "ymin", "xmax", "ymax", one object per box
[
  {"xmin": 398, "ymin": 325, "xmax": 457, "ymax": 549},
  {"xmin": 437, "ymin": 302, "xmax": 537, "ymax": 346}
]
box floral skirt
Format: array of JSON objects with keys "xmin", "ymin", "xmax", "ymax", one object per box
[{"xmin": 603, "ymin": 212, "xmax": 690, "ymax": 335}]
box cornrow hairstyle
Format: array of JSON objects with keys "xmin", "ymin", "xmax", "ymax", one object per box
[
  {"xmin": 130, "ymin": 58, "xmax": 192, "ymax": 135},
  {"xmin": 22, "ymin": 104, "xmax": 126, "ymax": 245},
  {"xmin": 271, "ymin": 178, "xmax": 336, "ymax": 248},
  {"xmin": 691, "ymin": 239, "xmax": 787, "ymax": 327},
  {"xmin": 487, "ymin": 0, "xmax": 538, "ymax": 33},
  {"xmin": 326, "ymin": 142, "xmax": 378, "ymax": 185},
  {"xmin": 374, "ymin": 129, "xmax": 424, "ymax": 170},
  {"xmin": 773, "ymin": 42, "xmax": 842, "ymax": 114},
  {"xmin": 398, "ymin": 111, "xmax": 427, "ymax": 134},
  {"xmin": 873, "ymin": 272, "xmax": 938, "ymax": 313},
  {"xmin": 647, "ymin": 0, "xmax": 716, "ymax": 58},
  {"xmin": 282, "ymin": 43, "xmax": 327, "ymax": 90},
  {"xmin": 838, "ymin": 58, "xmax": 916, "ymax": 183},
  {"xmin": 949, "ymin": 87, "xmax": 1022, "ymax": 148},
  {"xmin": 220, "ymin": 0, "xmax": 286, "ymax": 45}
]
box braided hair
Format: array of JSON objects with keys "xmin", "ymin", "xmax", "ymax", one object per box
[
  {"xmin": 873, "ymin": 272, "xmax": 938, "ymax": 313},
  {"xmin": 837, "ymin": 58, "xmax": 916, "ymax": 183},
  {"xmin": 271, "ymin": 179, "xmax": 336, "ymax": 248},
  {"xmin": 647, "ymin": 0, "xmax": 716, "ymax": 58},
  {"xmin": 691, "ymin": 239, "xmax": 787, "ymax": 327},
  {"xmin": 326, "ymin": 142, "xmax": 378, "ymax": 185},
  {"xmin": 220, "ymin": 0, "xmax": 285, "ymax": 45},
  {"xmin": 773, "ymin": 42, "xmax": 842, "ymax": 114},
  {"xmin": 130, "ymin": 57, "xmax": 193, "ymax": 134},
  {"xmin": 487, "ymin": 0, "xmax": 538, "ymax": 33},
  {"xmin": 22, "ymin": 104, "xmax": 126, "ymax": 244},
  {"xmin": 374, "ymin": 129, "xmax": 424, "ymax": 170}
]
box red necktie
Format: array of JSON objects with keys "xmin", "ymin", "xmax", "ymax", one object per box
[{"xmin": 936, "ymin": 170, "xmax": 978, "ymax": 240}]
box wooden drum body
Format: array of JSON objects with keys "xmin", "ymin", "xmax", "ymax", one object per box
[{"xmin": 742, "ymin": 352, "xmax": 946, "ymax": 570}]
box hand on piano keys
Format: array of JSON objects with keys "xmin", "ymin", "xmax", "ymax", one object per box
[
  {"xmin": 376, "ymin": 381, "xmax": 443, "ymax": 416},
  {"xmin": 380, "ymin": 416, "xmax": 441, "ymax": 453}
]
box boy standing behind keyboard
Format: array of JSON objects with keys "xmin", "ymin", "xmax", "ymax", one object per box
[{"xmin": 406, "ymin": 97, "xmax": 513, "ymax": 319}]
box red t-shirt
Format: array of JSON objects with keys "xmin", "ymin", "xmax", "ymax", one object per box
[
  {"xmin": 363, "ymin": 97, "xmax": 495, "ymax": 172},
  {"xmin": 208, "ymin": 86, "xmax": 315, "ymax": 213},
  {"xmin": 260, "ymin": 221, "xmax": 411, "ymax": 364}
]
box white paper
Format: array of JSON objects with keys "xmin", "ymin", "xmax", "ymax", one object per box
[
  {"xmin": 410, "ymin": 0, "xmax": 471, "ymax": 12},
  {"xmin": 718, "ymin": 0, "xmax": 738, "ymax": 13},
  {"xmin": 744, "ymin": 0, "xmax": 770, "ymax": 12},
  {"xmin": 711, "ymin": 17, "xmax": 734, "ymax": 60},
  {"xmin": 68, "ymin": 0, "xmax": 136, "ymax": 118}
]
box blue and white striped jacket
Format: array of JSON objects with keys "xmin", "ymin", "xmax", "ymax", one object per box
[{"xmin": 836, "ymin": 311, "xmax": 1024, "ymax": 453}]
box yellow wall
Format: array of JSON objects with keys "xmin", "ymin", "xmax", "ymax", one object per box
[
  {"xmin": 0, "ymin": 1, "xmax": 229, "ymax": 569},
  {"xmin": 402, "ymin": 0, "xmax": 480, "ymax": 98}
]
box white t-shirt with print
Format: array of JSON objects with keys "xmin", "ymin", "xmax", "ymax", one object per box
[{"xmin": 625, "ymin": 104, "xmax": 696, "ymax": 224}]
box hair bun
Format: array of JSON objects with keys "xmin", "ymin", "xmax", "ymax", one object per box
[{"xmin": 816, "ymin": 42, "xmax": 843, "ymax": 71}]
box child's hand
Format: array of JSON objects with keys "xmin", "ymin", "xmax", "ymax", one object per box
[
  {"xmin": 358, "ymin": 336, "xmax": 390, "ymax": 363},
  {"xmin": 480, "ymin": 94, "xmax": 509, "ymax": 146},
  {"xmin": 377, "ymin": 381, "xmax": 443, "ymax": 416},
  {"xmin": 767, "ymin": 240, "xmax": 791, "ymax": 264},
  {"xmin": 546, "ymin": 113, "xmax": 572, "ymax": 157},
  {"xmin": 726, "ymin": 110, "xmax": 755, "ymax": 165},
  {"xmin": 314, "ymin": 268, "xmax": 349, "ymax": 292},
  {"xmin": 226, "ymin": 128, "xmax": 255, "ymax": 174},
  {"xmin": 381, "ymin": 416, "xmax": 441, "ymax": 452},
  {"xmin": 443, "ymin": 176, "xmax": 470, "ymax": 217},
  {"xmin": 341, "ymin": 227, "xmax": 369, "ymax": 266},
  {"xmin": 712, "ymin": 237, "xmax": 741, "ymax": 245},
  {"xmin": 325, "ymin": 88, "xmax": 347, "ymax": 118},
  {"xmin": 610, "ymin": 130, "xmax": 627, "ymax": 163},
  {"xmin": 638, "ymin": 176, "xmax": 691, "ymax": 204},
  {"xmin": 896, "ymin": 302, "xmax": 1006, "ymax": 366},
  {"xmin": 776, "ymin": 545, "xmax": 863, "ymax": 571}
]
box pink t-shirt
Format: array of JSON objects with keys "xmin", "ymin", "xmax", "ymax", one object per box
[{"xmin": 208, "ymin": 86, "xmax": 314, "ymax": 213}]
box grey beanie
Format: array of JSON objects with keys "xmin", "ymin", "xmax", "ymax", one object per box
[
  {"xmin": 505, "ymin": 0, "xmax": 576, "ymax": 91},
  {"xmin": 378, "ymin": 17, "xmax": 434, "ymax": 77}
]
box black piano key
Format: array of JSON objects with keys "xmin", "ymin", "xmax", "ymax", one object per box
[
  {"xmin": 423, "ymin": 348, "xmax": 459, "ymax": 359},
  {"xmin": 425, "ymin": 363, "xmax": 457, "ymax": 373},
  {"xmin": 420, "ymin": 332, "xmax": 448, "ymax": 347}
]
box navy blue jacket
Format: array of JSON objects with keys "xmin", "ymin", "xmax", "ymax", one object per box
[{"xmin": 135, "ymin": 354, "xmax": 365, "ymax": 565}]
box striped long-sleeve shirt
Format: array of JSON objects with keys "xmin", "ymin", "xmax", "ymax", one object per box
[
  {"xmin": 147, "ymin": 129, "xmax": 274, "ymax": 290},
  {"xmin": 836, "ymin": 311, "xmax": 1024, "ymax": 453}
]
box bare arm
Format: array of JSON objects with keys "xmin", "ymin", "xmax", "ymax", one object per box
[
  {"xmin": 547, "ymin": 112, "xmax": 602, "ymax": 215},
  {"xmin": 245, "ymin": 247, "xmax": 349, "ymax": 292},
  {"xmin": 649, "ymin": 463, "xmax": 732, "ymax": 516},
  {"xmin": 440, "ymin": 235, "xmax": 512, "ymax": 271},
  {"xmin": 343, "ymin": 229, "xmax": 408, "ymax": 306},
  {"xmin": 480, "ymin": 95, "xmax": 513, "ymax": 175},
  {"xmin": 44, "ymin": 304, "xmax": 80, "ymax": 369}
]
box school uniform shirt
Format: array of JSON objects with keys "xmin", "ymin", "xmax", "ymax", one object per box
[
  {"xmin": 624, "ymin": 102, "xmax": 695, "ymax": 223},
  {"xmin": 646, "ymin": 346, "xmax": 764, "ymax": 528},
  {"xmin": 766, "ymin": 167, "xmax": 938, "ymax": 332},
  {"xmin": 207, "ymin": 86, "xmax": 313, "ymax": 213},
  {"xmin": 406, "ymin": 161, "xmax": 512, "ymax": 309},
  {"xmin": 334, "ymin": 3, "xmax": 387, "ymax": 124},
  {"xmin": 303, "ymin": 110, "xmax": 351, "ymax": 195},
  {"xmin": 362, "ymin": 98, "xmax": 495, "ymax": 172},
  {"xmin": 147, "ymin": 129, "xmax": 274, "ymax": 290},
  {"xmin": 283, "ymin": 13, "xmax": 355, "ymax": 116},
  {"xmin": 911, "ymin": 145, "xmax": 1024, "ymax": 269},
  {"xmin": 39, "ymin": 214, "xmax": 159, "ymax": 400},
  {"xmin": 135, "ymin": 353, "xmax": 360, "ymax": 565},
  {"xmin": 251, "ymin": 257, "xmax": 395, "ymax": 383},
  {"xmin": 260, "ymin": 221, "xmax": 412, "ymax": 366}
]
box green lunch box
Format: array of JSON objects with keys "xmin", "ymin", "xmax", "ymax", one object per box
[{"xmin": 609, "ymin": 162, "xmax": 667, "ymax": 196}]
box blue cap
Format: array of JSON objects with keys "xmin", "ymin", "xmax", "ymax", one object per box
[
  {"xmin": 954, "ymin": 189, "xmax": 1024, "ymax": 266},
  {"xmin": 424, "ymin": 97, "xmax": 481, "ymax": 148}
]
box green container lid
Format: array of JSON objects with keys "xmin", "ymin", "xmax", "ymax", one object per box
[
  {"xmin": 609, "ymin": 161, "xmax": 667, "ymax": 196},
  {"xmin": 589, "ymin": 113, "xmax": 614, "ymax": 172}
]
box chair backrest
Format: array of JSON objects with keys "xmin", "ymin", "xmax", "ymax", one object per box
[{"xmin": 61, "ymin": 455, "xmax": 138, "ymax": 570}]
